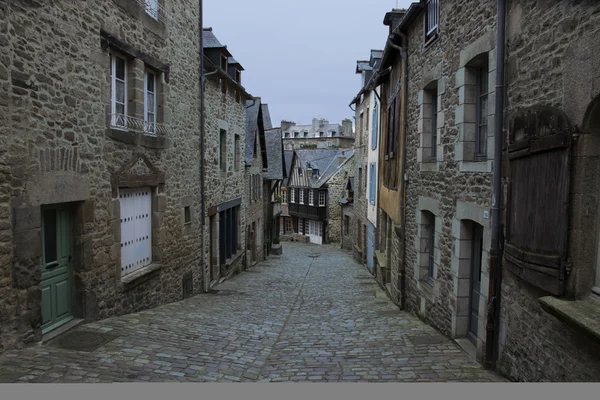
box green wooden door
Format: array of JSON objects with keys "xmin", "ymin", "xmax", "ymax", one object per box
[{"xmin": 41, "ymin": 205, "xmax": 74, "ymax": 334}]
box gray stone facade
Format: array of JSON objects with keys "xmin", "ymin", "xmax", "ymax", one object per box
[
  {"xmin": 351, "ymin": 94, "xmax": 370, "ymax": 265},
  {"xmin": 325, "ymin": 154, "xmax": 354, "ymax": 244},
  {"xmin": 282, "ymin": 118, "xmax": 355, "ymax": 151},
  {"xmin": 0, "ymin": 0, "xmax": 202, "ymax": 352}
]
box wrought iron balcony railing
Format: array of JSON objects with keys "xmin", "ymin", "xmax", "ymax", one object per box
[
  {"xmin": 134, "ymin": 0, "xmax": 174, "ymax": 25},
  {"xmin": 110, "ymin": 114, "xmax": 171, "ymax": 136}
]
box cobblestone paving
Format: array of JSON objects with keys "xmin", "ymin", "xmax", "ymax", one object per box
[{"xmin": 0, "ymin": 243, "xmax": 506, "ymax": 382}]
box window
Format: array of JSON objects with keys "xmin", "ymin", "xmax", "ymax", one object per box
[
  {"xmin": 420, "ymin": 82, "xmax": 439, "ymax": 164},
  {"xmin": 344, "ymin": 216, "xmax": 350, "ymax": 235},
  {"xmin": 236, "ymin": 69, "xmax": 241, "ymax": 84},
  {"xmin": 221, "ymin": 55, "xmax": 227, "ymax": 70},
  {"xmin": 366, "ymin": 107, "xmax": 370, "ymax": 134},
  {"xmin": 476, "ymin": 62, "xmax": 489, "ymax": 160},
  {"xmin": 234, "ymin": 134, "xmax": 240, "ymax": 171},
  {"xmin": 291, "ymin": 188, "xmax": 296, "ymax": 203},
  {"xmin": 294, "ymin": 131, "xmax": 299, "ymax": 138},
  {"xmin": 298, "ymin": 218, "xmax": 304, "ymax": 234},
  {"xmin": 371, "ymin": 99, "xmax": 378, "ymax": 150},
  {"xmin": 144, "ymin": 70, "xmax": 156, "ymax": 134},
  {"xmin": 431, "ymin": 87, "xmax": 438, "ymax": 159},
  {"xmin": 309, "ymin": 190, "xmax": 314, "ymax": 205},
  {"xmin": 303, "ymin": 132, "xmax": 308, "ymax": 138},
  {"xmin": 358, "ymin": 166, "xmax": 362, "ymax": 196},
  {"xmin": 424, "ymin": 0, "xmax": 439, "ymax": 45},
  {"xmin": 299, "ymin": 189, "xmax": 305, "ymax": 204},
  {"xmin": 384, "ymin": 97, "xmax": 399, "ymax": 188},
  {"xmin": 319, "ymin": 132, "xmax": 324, "ymax": 137},
  {"xmin": 120, "ymin": 187, "xmax": 152, "ymax": 276},
  {"xmin": 420, "ymin": 211, "xmax": 436, "ymax": 283},
  {"xmin": 220, "ymin": 129, "xmax": 227, "ymax": 172},
  {"xmin": 282, "ymin": 190, "xmax": 287, "ymax": 204},
  {"xmin": 285, "ymin": 218, "xmax": 292, "ymax": 233},
  {"xmin": 298, "ymin": 167, "xmax": 303, "ymax": 177},
  {"xmin": 369, "ymin": 163, "xmax": 376, "ymax": 205},
  {"xmin": 145, "ymin": 0, "xmax": 159, "ymax": 20},
  {"xmin": 318, "ymin": 191, "xmax": 326, "ymax": 207},
  {"xmin": 359, "ymin": 112, "xmax": 364, "ymax": 145},
  {"xmin": 219, "ymin": 205, "xmax": 240, "ymax": 265},
  {"xmin": 184, "ymin": 206, "xmax": 191, "ymax": 225},
  {"xmin": 111, "ymin": 54, "xmax": 127, "ymax": 128}
]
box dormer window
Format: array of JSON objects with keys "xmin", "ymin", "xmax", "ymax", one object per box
[
  {"xmin": 298, "ymin": 167, "xmax": 303, "ymax": 177},
  {"xmin": 221, "ymin": 55, "xmax": 227, "ymax": 71},
  {"xmin": 294, "ymin": 131, "xmax": 299, "ymax": 138},
  {"xmin": 319, "ymin": 132, "xmax": 324, "ymax": 137},
  {"xmin": 236, "ymin": 69, "xmax": 241, "ymax": 84},
  {"xmin": 303, "ymin": 132, "xmax": 308, "ymax": 138}
]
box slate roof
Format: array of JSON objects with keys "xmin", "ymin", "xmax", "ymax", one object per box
[
  {"xmin": 202, "ymin": 28, "xmax": 224, "ymax": 49},
  {"xmin": 283, "ymin": 150, "xmax": 294, "ymax": 186},
  {"xmin": 264, "ymin": 128, "xmax": 284, "ymax": 181},
  {"xmin": 294, "ymin": 149, "xmax": 355, "ymax": 189},
  {"xmin": 356, "ymin": 60, "xmax": 372, "ymax": 73},
  {"xmin": 245, "ymin": 99, "xmax": 261, "ymax": 166},
  {"xmin": 262, "ymin": 104, "xmax": 273, "ymax": 130}
]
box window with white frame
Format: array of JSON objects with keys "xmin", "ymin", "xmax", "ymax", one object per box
[
  {"xmin": 111, "ymin": 54, "xmax": 127, "ymax": 128},
  {"xmin": 282, "ymin": 190, "xmax": 287, "ymax": 204},
  {"xmin": 290, "ymin": 188, "xmax": 295, "ymax": 203},
  {"xmin": 308, "ymin": 189, "xmax": 314, "ymax": 205},
  {"xmin": 424, "ymin": 0, "xmax": 439, "ymax": 45},
  {"xmin": 299, "ymin": 189, "xmax": 305, "ymax": 204},
  {"xmin": 318, "ymin": 191, "xmax": 325, "ymax": 207},
  {"xmin": 298, "ymin": 218, "xmax": 304, "ymax": 234},
  {"xmin": 475, "ymin": 62, "xmax": 489, "ymax": 161},
  {"xmin": 144, "ymin": 70, "xmax": 156, "ymax": 134},
  {"xmin": 145, "ymin": 0, "xmax": 159, "ymax": 20},
  {"xmin": 119, "ymin": 187, "xmax": 152, "ymax": 276}
]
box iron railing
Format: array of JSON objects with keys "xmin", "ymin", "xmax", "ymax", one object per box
[
  {"xmin": 134, "ymin": 0, "xmax": 174, "ymax": 25},
  {"xmin": 110, "ymin": 114, "xmax": 171, "ymax": 136}
]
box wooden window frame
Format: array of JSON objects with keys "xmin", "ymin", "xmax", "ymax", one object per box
[
  {"xmin": 111, "ymin": 53, "xmax": 128, "ymax": 129},
  {"xmin": 475, "ymin": 62, "xmax": 489, "ymax": 161},
  {"xmin": 144, "ymin": 69, "xmax": 157, "ymax": 134},
  {"xmin": 318, "ymin": 191, "xmax": 326, "ymax": 207}
]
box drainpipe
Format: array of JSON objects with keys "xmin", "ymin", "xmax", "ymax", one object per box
[
  {"xmin": 485, "ymin": 0, "xmax": 506, "ymax": 370},
  {"xmin": 397, "ymin": 30, "xmax": 408, "ymax": 310},
  {"xmin": 199, "ymin": 0, "xmax": 206, "ymax": 291}
]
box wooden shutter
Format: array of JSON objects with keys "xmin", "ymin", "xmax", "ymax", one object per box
[
  {"xmin": 120, "ymin": 187, "xmax": 152, "ymax": 276},
  {"xmin": 505, "ymin": 107, "xmax": 572, "ymax": 295}
]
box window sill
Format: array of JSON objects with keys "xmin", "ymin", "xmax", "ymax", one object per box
[
  {"xmin": 106, "ymin": 128, "xmax": 169, "ymax": 149},
  {"xmin": 422, "ymin": 33, "xmax": 440, "ymax": 54},
  {"xmin": 121, "ymin": 263, "xmax": 161, "ymax": 286},
  {"xmin": 457, "ymin": 160, "xmax": 492, "ymax": 173},
  {"xmin": 420, "ymin": 161, "xmax": 439, "ymax": 172},
  {"xmin": 539, "ymin": 296, "xmax": 600, "ymax": 344}
]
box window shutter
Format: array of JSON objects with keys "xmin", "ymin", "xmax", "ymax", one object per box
[
  {"xmin": 505, "ymin": 107, "xmax": 572, "ymax": 296},
  {"xmin": 120, "ymin": 187, "xmax": 152, "ymax": 276},
  {"xmin": 369, "ymin": 164, "xmax": 376, "ymax": 205}
]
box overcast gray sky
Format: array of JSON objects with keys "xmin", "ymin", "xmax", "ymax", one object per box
[{"xmin": 204, "ymin": 0, "xmax": 413, "ymax": 127}]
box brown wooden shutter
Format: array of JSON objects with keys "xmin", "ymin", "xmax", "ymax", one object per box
[{"xmin": 505, "ymin": 107, "xmax": 572, "ymax": 296}]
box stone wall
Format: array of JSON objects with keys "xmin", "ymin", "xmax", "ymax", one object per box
[
  {"xmin": 399, "ymin": 0, "xmax": 497, "ymax": 360},
  {"xmin": 351, "ymin": 94, "xmax": 370, "ymax": 264},
  {"xmin": 244, "ymin": 152, "xmax": 264, "ymax": 268},
  {"xmin": 496, "ymin": 0, "xmax": 600, "ymax": 381},
  {"xmin": 326, "ymin": 156, "xmax": 354, "ymax": 244},
  {"xmin": 0, "ymin": 0, "xmax": 202, "ymax": 353},
  {"xmin": 203, "ymin": 76, "xmax": 247, "ymax": 282}
]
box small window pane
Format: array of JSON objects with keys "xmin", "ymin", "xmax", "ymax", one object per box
[
  {"xmin": 115, "ymin": 57, "xmax": 125, "ymax": 80},
  {"xmin": 147, "ymin": 72, "xmax": 155, "ymax": 92},
  {"xmin": 116, "ymin": 80, "xmax": 125, "ymax": 103},
  {"xmin": 43, "ymin": 209, "xmax": 57, "ymax": 264}
]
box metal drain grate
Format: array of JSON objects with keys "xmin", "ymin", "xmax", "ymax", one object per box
[{"xmin": 52, "ymin": 330, "xmax": 118, "ymax": 352}]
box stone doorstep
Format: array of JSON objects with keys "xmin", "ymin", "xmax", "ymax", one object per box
[
  {"xmin": 453, "ymin": 337, "xmax": 477, "ymax": 360},
  {"xmin": 40, "ymin": 318, "xmax": 85, "ymax": 345}
]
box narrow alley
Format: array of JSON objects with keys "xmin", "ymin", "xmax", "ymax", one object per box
[{"xmin": 0, "ymin": 243, "xmax": 504, "ymax": 383}]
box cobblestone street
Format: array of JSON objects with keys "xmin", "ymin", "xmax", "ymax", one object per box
[{"xmin": 0, "ymin": 243, "xmax": 505, "ymax": 383}]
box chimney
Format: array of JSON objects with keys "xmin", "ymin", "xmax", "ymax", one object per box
[
  {"xmin": 341, "ymin": 119, "xmax": 353, "ymax": 136},
  {"xmin": 383, "ymin": 9, "xmax": 407, "ymax": 35},
  {"xmin": 338, "ymin": 150, "xmax": 346, "ymax": 166},
  {"xmin": 281, "ymin": 120, "xmax": 295, "ymax": 132}
]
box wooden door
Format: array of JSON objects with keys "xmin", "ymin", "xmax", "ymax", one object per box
[
  {"xmin": 468, "ymin": 221, "xmax": 484, "ymax": 346},
  {"xmin": 505, "ymin": 107, "xmax": 572, "ymax": 295},
  {"xmin": 41, "ymin": 205, "xmax": 74, "ymax": 334}
]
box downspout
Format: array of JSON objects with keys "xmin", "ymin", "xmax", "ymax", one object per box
[
  {"xmin": 485, "ymin": 0, "xmax": 506, "ymax": 370},
  {"xmin": 397, "ymin": 30, "xmax": 408, "ymax": 310},
  {"xmin": 199, "ymin": 0, "xmax": 206, "ymax": 291}
]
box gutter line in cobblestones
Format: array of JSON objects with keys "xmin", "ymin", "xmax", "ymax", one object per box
[{"xmin": 257, "ymin": 256, "xmax": 316, "ymax": 377}]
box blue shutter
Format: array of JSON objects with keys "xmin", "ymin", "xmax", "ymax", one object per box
[
  {"xmin": 371, "ymin": 99, "xmax": 378, "ymax": 150},
  {"xmin": 369, "ymin": 163, "xmax": 376, "ymax": 205}
]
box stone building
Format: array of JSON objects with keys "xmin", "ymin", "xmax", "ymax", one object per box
[
  {"xmin": 0, "ymin": 0, "xmax": 205, "ymax": 352},
  {"xmin": 284, "ymin": 149, "xmax": 354, "ymax": 245},
  {"xmin": 243, "ymin": 98, "xmax": 267, "ymax": 268},
  {"xmin": 202, "ymin": 28, "xmax": 253, "ymax": 287},
  {"xmin": 281, "ymin": 118, "xmax": 355, "ymax": 151},
  {"xmin": 356, "ymin": 0, "xmax": 600, "ymax": 381},
  {"xmin": 263, "ymin": 126, "xmax": 286, "ymax": 256},
  {"xmin": 279, "ymin": 151, "xmax": 294, "ymax": 236},
  {"xmin": 350, "ymin": 50, "xmax": 384, "ymax": 273}
]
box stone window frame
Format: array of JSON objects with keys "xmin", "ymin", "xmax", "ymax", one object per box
[
  {"xmin": 414, "ymin": 197, "xmax": 442, "ymax": 297},
  {"xmin": 455, "ymin": 31, "xmax": 496, "ymax": 173},
  {"xmin": 101, "ymin": 30, "xmax": 170, "ymax": 149},
  {"xmin": 449, "ymin": 200, "xmax": 491, "ymax": 356},
  {"xmin": 110, "ymin": 154, "xmax": 166, "ymax": 287},
  {"xmin": 181, "ymin": 195, "xmax": 194, "ymax": 235},
  {"xmin": 417, "ymin": 63, "xmax": 445, "ymax": 172}
]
